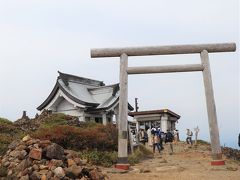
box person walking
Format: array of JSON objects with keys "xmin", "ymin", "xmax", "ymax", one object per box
[
  {"xmin": 165, "ymin": 130, "xmax": 174, "ymax": 154},
  {"xmin": 173, "ymin": 129, "xmax": 179, "ymax": 143},
  {"xmin": 186, "ymin": 129, "xmax": 193, "ymax": 145},
  {"xmin": 138, "ymin": 129, "xmax": 146, "ymax": 145},
  {"xmin": 152, "ymin": 130, "xmax": 161, "ymax": 154},
  {"xmin": 147, "ymin": 127, "xmax": 153, "ymax": 147}
]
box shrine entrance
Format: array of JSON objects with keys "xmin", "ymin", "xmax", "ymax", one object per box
[{"xmin": 91, "ymin": 42, "xmax": 236, "ymax": 169}]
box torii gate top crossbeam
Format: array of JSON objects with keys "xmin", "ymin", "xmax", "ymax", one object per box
[{"xmin": 91, "ymin": 43, "xmax": 236, "ymax": 58}]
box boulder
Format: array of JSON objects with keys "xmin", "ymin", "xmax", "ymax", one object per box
[
  {"xmin": 46, "ymin": 144, "xmax": 64, "ymax": 160},
  {"xmin": 67, "ymin": 159, "xmax": 76, "ymax": 167},
  {"xmin": 20, "ymin": 174, "xmax": 29, "ymax": 180},
  {"xmin": 16, "ymin": 158, "xmax": 32, "ymax": 171},
  {"xmin": 22, "ymin": 135, "xmax": 31, "ymax": 142},
  {"xmin": 8, "ymin": 140, "xmax": 20, "ymax": 150},
  {"xmin": 29, "ymin": 148, "xmax": 42, "ymax": 160},
  {"xmin": 53, "ymin": 167, "xmax": 65, "ymax": 178},
  {"xmin": 65, "ymin": 165, "xmax": 82, "ymax": 178},
  {"xmin": 89, "ymin": 168, "xmax": 105, "ymax": 180},
  {"xmin": 30, "ymin": 171, "xmax": 41, "ymax": 180}
]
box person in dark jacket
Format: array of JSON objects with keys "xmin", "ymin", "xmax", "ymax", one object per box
[{"xmin": 165, "ymin": 130, "xmax": 174, "ymax": 154}]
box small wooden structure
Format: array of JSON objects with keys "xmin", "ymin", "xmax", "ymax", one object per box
[{"xmin": 91, "ymin": 42, "xmax": 236, "ymax": 168}]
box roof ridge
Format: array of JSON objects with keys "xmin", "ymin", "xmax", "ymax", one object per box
[{"xmin": 57, "ymin": 71, "xmax": 105, "ymax": 86}]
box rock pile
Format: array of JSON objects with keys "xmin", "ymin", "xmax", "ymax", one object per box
[
  {"xmin": 222, "ymin": 147, "xmax": 240, "ymax": 161},
  {"xmin": 0, "ymin": 135, "xmax": 105, "ymax": 180},
  {"xmin": 14, "ymin": 110, "xmax": 80, "ymax": 131}
]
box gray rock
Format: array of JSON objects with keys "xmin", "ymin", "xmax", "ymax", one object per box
[
  {"xmin": 18, "ymin": 150, "xmax": 27, "ymax": 160},
  {"xmin": 16, "ymin": 158, "xmax": 32, "ymax": 171},
  {"xmin": 46, "ymin": 143, "xmax": 64, "ymax": 160},
  {"xmin": 8, "ymin": 140, "xmax": 20, "ymax": 150},
  {"xmin": 20, "ymin": 174, "xmax": 29, "ymax": 180},
  {"xmin": 65, "ymin": 165, "xmax": 82, "ymax": 178},
  {"xmin": 9, "ymin": 150, "xmax": 21, "ymax": 158},
  {"xmin": 53, "ymin": 167, "xmax": 65, "ymax": 178},
  {"xmin": 30, "ymin": 171, "xmax": 41, "ymax": 180}
]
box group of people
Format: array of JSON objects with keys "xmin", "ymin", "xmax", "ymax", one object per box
[{"xmin": 138, "ymin": 127, "xmax": 180, "ymax": 154}]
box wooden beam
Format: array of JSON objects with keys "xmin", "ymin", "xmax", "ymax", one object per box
[
  {"xmin": 201, "ymin": 50, "xmax": 223, "ymax": 161},
  {"xmin": 117, "ymin": 53, "xmax": 129, "ymax": 165},
  {"xmin": 91, "ymin": 43, "xmax": 236, "ymax": 58},
  {"xmin": 127, "ymin": 64, "xmax": 204, "ymax": 74}
]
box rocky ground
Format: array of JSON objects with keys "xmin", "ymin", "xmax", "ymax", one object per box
[
  {"xmin": 0, "ymin": 135, "xmax": 105, "ymax": 180},
  {"xmin": 106, "ymin": 142, "xmax": 240, "ymax": 180}
]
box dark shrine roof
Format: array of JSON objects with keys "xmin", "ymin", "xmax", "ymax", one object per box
[
  {"xmin": 37, "ymin": 71, "xmax": 134, "ymax": 111},
  {"xmin": 128, "ymin": 109, "xmax": 181, "ymax": 119}
]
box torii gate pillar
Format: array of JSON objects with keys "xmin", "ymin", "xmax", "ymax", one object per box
[
  {"xmin": 201, "ymin": 50, "xmax": 224, "ymax": 165},
  {"xmin": 115, "ymin": 53, "xmax": 130, "ymax": 170}
]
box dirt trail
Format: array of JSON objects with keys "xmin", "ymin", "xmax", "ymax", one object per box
[{"xmin": 105, "ymin": 142, "xmax": 240, "ymax": 180}]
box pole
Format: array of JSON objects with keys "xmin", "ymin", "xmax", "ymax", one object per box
[
  {"xmin": 116, "ymin": 53, "xmax": 130, "ymax": 169},
  {"xmin": 201, "ymin": 50, "xmax": 224, "ymax": 165}
]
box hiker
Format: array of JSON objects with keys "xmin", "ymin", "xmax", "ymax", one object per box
[
  {"xmin": 157, "ymin": 127, "xmax": 164, "ymax": 150},
  {"xmin": 147, "ymin": 126, "xmax": 153, "ymax": 147},
  {"xmin": 165, "ymin": 130, "xmax": 174, "ymax": 154},
  {"xmin": 186, "ymin": 129, "xmax": 193, "ymax": 145},
  {"xmin": 238, "ymin": 133, "xmax": 240, "ymax": 147},
  {"xmin": 152, "ymin": 130, "xmax": 161, "ymax": 154},
  {"xmin": 173, "ymin": 129, "xmax": 179, "ymax": 143},
  {"xmin": 138, "ymin": 129, "xmax": 146, "ymax": 145}
]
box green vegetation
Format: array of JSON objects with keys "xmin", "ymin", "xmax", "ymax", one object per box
[
  {"xmin": 40, "ymin": 113, "xmax": 70, "ymax": 127},
  {"xmin": 197, "ymin": 139, "xmax": 210, "ymax": 145},
  {"xmin": 79, "ymin": 150, "xmax": 118, "ymax": 167},
  {"xmin": 0, "ymin": 117, "xmax": 23, "ymax": 155},
  {"xmin": 128, "ymin": 144, "xmax": 153, "ymax": 165},
  {"xmin": 0, "ymin": 166, "xmax": 7, "ymax": 177}
]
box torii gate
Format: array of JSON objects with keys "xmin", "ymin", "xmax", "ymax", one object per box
[{"xmin": 91, "ymin": 42, "xmax": 236, "ymax": 169}]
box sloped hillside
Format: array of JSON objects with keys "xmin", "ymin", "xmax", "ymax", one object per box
[{"xmin": 0, "ymin": 118, "xmax": 23, "ymax": 155}]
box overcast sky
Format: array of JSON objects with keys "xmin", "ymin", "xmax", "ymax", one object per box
[{"xmin": 0, "ymin": 0, "xmax": 239, "ymax": 148}]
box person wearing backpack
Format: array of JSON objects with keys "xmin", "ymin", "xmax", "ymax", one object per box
[
  {"xmin": 152, "ymin": 130, "xmax": 161, "ymax": 154},
  {"xmin": 165, "ymin": 129, "xmax": 174, "ymax": 154},
  {"xmin": 186, "ymin": 129, "xmax": 193, "ymax": 145}
]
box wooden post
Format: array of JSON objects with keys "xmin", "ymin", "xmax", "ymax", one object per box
[
  {"xmin": 115, "ymin": 53, "xmax": 130, "ymax": 169},
  {"xmin": 201, "ymin": 50, "xmax": 224, "ymax": 165}
]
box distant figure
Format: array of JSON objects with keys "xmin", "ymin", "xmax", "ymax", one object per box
[
  {"xmin": 157, "ymin": 128, "xmax": 164, "ymax": 150},
  {"xmin": 173, "ymin": 129, "xmax": 179, "ymax": 143},
  {"xmin": 194, "ymin": 126, "xmax": 200, "ymax": 145},
  {"xmin": 238, "ymin": 133, "xmax": 240, "ymax": 147},
  {"xmin": 152, "ymin": 131, "xmax": 161, "ymax": 154},
  {"xmin": 165, "ymin": 130, "xmax": 174, "ymax": 154},
  {"xmin": 147, "ymin": 127, "xmax": 153, "ymax": 146},
  {"xmin": 138, "ymin": 129, "xmax": 147, "ymax": 145},
  {"xmin": 186, "ymin": 129, "xmax": 193, "ymax": 145}
]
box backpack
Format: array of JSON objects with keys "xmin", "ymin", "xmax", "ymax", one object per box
[
  {"xmin": 144, "ymin": 131, "xmax": 148, "ymax": 142},
  {"xmin": 165, "ymin": 132, "xmax": 173, "ymax": 142}
]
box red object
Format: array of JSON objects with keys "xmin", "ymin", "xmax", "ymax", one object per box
[
  {"xmin": 115, "ymin": 164, "xmax": 130, "ymax": 170},
  {"xmin": 211, "ymin": 160, "xmax": 225, "ymax": 166}
]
